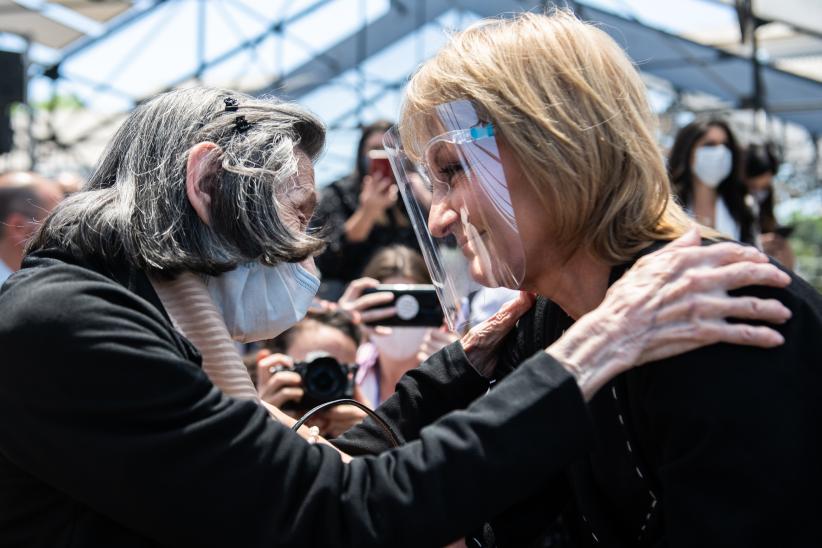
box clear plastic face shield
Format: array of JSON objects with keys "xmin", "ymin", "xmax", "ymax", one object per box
[{"xmin": 383, "ymin": 100, "xmax": 526, "ymax": 334}]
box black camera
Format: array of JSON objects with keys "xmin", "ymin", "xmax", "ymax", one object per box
[{"xmin": 274, "ymin": 353, "xmax": 355, "ymax": 410}]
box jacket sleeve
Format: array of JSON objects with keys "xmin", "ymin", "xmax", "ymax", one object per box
[
  {"xmin": 628, "ymin": 276, "xmax": 822, "ymax": 547},
  {"xmin": 333, "ymin": 342, "xmax": 490, "ymax": 456},
  {"xmin": 0, "ymin": 273, "xmax": 594, "ymax": 548}
]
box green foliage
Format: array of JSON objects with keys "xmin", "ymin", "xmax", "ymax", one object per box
[{"xmin": 788, "ymin": 213, "xmax": 822, "ymax": 292}]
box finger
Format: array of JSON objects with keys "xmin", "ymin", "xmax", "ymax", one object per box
[
  {"xmin": 257, "ymin": 352, "xmax": 292, "ymax": 392},
  {"xmin": 698, "ymin": 262, "xmax": 791, "ymax": 292},
  {"xmin": 656, "ymin": 294, "xmax": 792, "ymax": 325},
  {"xmin": 663, "ymin": 226, "xmax": 701, "ymax": 250},
  {"xmin": 688, "ymin": 242, "xmax": 769, "ymax": 268},
  {"xmin": 359, "ymin": 306, "xmax": 398, "ymax": 324},
  {"xmin": 462, "ymin": 292, "xmax": 536, "ymax": 351},
  {"xmin": 353, "ymin": 291, "xmax": 395, "ymax": 310},
  {"xmin": 708, "ymin": 322, "xmax": 785, "ymax": 348},
  {"xmin": 486, "ymin": 292, "xmax": 536, "ymax": 332},
  {"xmin": 263, "ymin": 371, "xmax": 303, "ymax": 398},
  {"xmin": 263, "ymin": 386, "xmax": 304, "ymax": 408},
  {"xmin": 340, "ymin": 277, "xmax": 381, "ymax": 303}
]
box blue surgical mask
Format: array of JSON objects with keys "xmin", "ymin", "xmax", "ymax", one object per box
[{"xmin": 206, "ymin": 261, "xmax": 320, "ymax": 343}]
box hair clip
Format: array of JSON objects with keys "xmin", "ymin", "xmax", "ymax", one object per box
[
  {"xmin": 223, "ymin": 97, "xmax": 240, "ymax": 112},
  {"xmin": 234, "ymin": 115, "xmax": 252, "ymax": 133}
]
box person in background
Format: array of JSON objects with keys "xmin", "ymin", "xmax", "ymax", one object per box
[
  {"xmin": 669, "ymin": 119, "xmax": 757, "ymax": 244},
  {"xmin": 340, "ymin": 244, "xmax": 457, "ymax": 407},
  {"xmin": 0, "ymin": 171, "xmax": 63, "ymax": 285},
  {"xmin": 254, "ymin": 310, "xmax": 369, "ymax": 437},
  {"xmin": 311, "ymin": 121, "xmax": 420, "ymax": 299},
  {"xmin": 745, "ymin": 142, "xmax": 796, "ymax": 269}
]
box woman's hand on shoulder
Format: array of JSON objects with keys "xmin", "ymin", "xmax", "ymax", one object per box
[{"xmin": 549, "ymin": 228, "xmax": 792, "ymax": 400}]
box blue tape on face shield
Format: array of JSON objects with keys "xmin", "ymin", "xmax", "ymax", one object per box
[{"xmin": 383, "ymin": 99, "xmax": 527, "ymax": 334}]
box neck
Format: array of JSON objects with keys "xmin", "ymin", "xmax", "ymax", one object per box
[
  {"xmin": 378, "ymin": 354, "xmax": 419, "ymax": 401},
  {"xmin": 691, "ymin": 179, "xmax": 717, "ymax": 227},
  {"xmin": 0, "ymin": 239, "xmax": 23, "ymax": 272},
  {"xmin": 530, "ymin": 248, "xmax": 612, "ymax": 320}
]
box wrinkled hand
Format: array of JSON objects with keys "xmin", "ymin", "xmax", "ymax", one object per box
[
  {"xmin": 417, "ymin": 328, "xmax": 459, "ymax": 363},
  {"xmin": 338, "ymin": 277, "xmax": 397, "ymax": 326},
  {"xmin": 359, "ymin": 173, "xmax": 398, "ymax": 214},
  {"xmin": 549, "ymin": 228, "xmax": 792, "ymax": 400},
  {"xmin": 461, "ymin": 292, "xmax": 537, "ymax": 378}
]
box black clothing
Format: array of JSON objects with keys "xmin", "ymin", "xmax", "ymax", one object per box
[
  {"xmin": 0, "ymin": 247, "xmax": 593, "ymax": 548},
  {"xmin": 339, "ymin": 244, "xmax": 822, "ymax": 547},
  {"xmin": 311, "ymin": 175, "xmax": 419, "ymax": 298}
]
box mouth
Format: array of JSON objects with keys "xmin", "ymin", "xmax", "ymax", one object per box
[{"xmin": 458, "ymin": 230, "xmax": 486, "ymax": 252}]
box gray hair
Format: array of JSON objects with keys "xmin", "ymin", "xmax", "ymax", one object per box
[
  {"xmin": 28, "ymin": 87, "xmax": 326, "ymax": 276},
  {"xmin": 0, "ymin": 186, "xmax": 42, "ymax": 239}
]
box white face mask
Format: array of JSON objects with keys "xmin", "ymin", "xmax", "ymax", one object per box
[
  {"xmin": 206, "ymin": 261, "xmax": 320, "ymax": 343},
  {"xmin": 692, "ymin": 145, "xmax": 733, "ymax": 188},
  {"xmin": 370, "ymin": 327, "xmax": 429, "ymax": 361}
]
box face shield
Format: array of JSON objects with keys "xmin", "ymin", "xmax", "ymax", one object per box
[{"xmin": 383, "ymin": 100, "xmax": 526, "ymax": 334}]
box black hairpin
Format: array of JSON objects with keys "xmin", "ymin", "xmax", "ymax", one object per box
[
  {"xmin": 223, "ymin": 97, "xmax": 240, "ymax": 112},
  {"xmin": 234, "ymin": 115, "xmax": 252, "ymax": 133}
]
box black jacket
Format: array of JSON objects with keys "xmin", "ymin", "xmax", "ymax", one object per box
[
  {"xmin": 0, "ymin": 247, "xmax": 593, "ymax": 548},
  {"xmin": 338, "ymin": 246, "xmax": 822, "ymax": 547},
  {"xmin": 311, "ymin": 175, "xmax": 419, "ymax": 298}
]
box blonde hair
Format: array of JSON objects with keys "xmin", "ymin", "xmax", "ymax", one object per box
[{"xmin": 401, "ymin": 10, "xmax": 701, "ymax": 263}]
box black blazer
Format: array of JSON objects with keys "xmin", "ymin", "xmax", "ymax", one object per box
[
  {"xmin": 339, "ymin": 244, "xmax": 822, "ymax": 547},
  {"xmin": 0, "ymin": 247, "xmax": 593, "ymax": 547}
]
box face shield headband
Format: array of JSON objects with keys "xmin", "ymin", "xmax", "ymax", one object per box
[{"xmin": 383, "ymin": 99, "xmax": 526, "ymax": 334}]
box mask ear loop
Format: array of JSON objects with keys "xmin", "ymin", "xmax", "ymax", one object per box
[{"xmin": 291, "ymin": 399, "xmax": 401, "ymax": 448}]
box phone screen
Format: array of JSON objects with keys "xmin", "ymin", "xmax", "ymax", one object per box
[{"xmin": 368, "ymin": 149, "xmax": 394, "ymax": 182}]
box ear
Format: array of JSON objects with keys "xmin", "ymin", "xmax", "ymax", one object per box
[{"xmin": 186, "ymin": 141, "xmax": 221, "ymax": 225}]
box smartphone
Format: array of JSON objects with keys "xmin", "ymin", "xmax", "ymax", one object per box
[
  {"xmin": 362, "ymin": 284, "xmax": 443, "ymax": 327},
  {"xmin": 368, "ymin": 149, "xmax": 394, "ymax": 183}
]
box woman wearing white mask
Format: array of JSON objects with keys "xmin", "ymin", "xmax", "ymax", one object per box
[
  {"xmin": 669, "ymin": 119, "xmax": 757, "ymax": 244},
  {"xmin": 355, "ymin": 245, "xmax": 457, "ymax": 407},
  {"xmin": 0, "ymin": 86, "xmax": 798, "ymax": 548}
]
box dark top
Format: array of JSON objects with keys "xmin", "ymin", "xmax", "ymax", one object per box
[
  {"xmin": 0, "ymin": 247, "xmax": 593, "ymax": 548},
  {"xmin": 341, "ymin": 242, "xmax": 822, "ymax": 547},
  {"xmin": 311, "ymin": 175, "xmax": 419, "ymax": 298}
]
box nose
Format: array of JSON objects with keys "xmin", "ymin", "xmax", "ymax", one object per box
[{"xmin": 428, "ymin": 197, "xmax": 459, "ymax": 238}]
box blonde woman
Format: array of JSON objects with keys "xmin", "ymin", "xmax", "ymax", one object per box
[{"xmin": 352, "ymin": 10, "xmax": 822, "ymax": 547}]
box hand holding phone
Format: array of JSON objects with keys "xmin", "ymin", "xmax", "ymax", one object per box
[{"xmin": 361, "ymin": 284, "xmax": 444, "ymax": 327}]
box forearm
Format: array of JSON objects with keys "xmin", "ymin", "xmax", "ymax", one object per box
[
  {"xmin": 344, "ymin": 206, "xmax": 379, "ymax": 243},
  {"xmin": 334, "ymin": 341, "xmax": 489, "ymax": 455}
]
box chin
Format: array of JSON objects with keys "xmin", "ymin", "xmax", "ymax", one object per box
[{"xmin": 468, "ymin": 257, "xmax": 519, "ymax": 289}]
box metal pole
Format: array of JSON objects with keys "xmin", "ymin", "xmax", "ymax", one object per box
[
  {"xmin": 196, "ymin": 0, "xmax": 207, "ymax": 81},
  {"xmin": 22, "ymin": 37, "xmax": 35, "ymax": 171}
]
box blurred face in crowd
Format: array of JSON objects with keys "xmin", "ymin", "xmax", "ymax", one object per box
[
  {"xmin": 691, "ymin": 124, "xmax": 729, "ymax": 167},
  {"xmin": 286, "ymin": 321, "xmax": 358, "ymax": 365}
]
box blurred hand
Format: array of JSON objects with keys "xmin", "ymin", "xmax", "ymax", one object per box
[
  {"xmin": 416, "ymin": 327, "xmax": 459, "ymax": 363},
  {"xmin": 338, "ymin": 277, "xmax": 397, "ymax": 326},
  {"xmin": 304, "ymin": 383, "xmax": 370, "ymax": 438},
  {"xmin": 359, "ymin": 173, "xmax": 397, "ymax": 214},
  {"xmin": 760, "ymin": 232, "xmax": 796, "ymax": 270},
  {"xmin": 549, "ymin": 228, "xmax": 793, "ymax": 400}
]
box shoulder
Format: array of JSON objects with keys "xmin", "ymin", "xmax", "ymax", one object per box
[{"xmin": 0, "ymin": 249, "xmax": 173, "ymax": 356}]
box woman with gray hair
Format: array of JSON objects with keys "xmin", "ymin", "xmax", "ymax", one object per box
[{"xmin": 0, "ymin": 86, "xmax": 791, "ymax": 547}]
